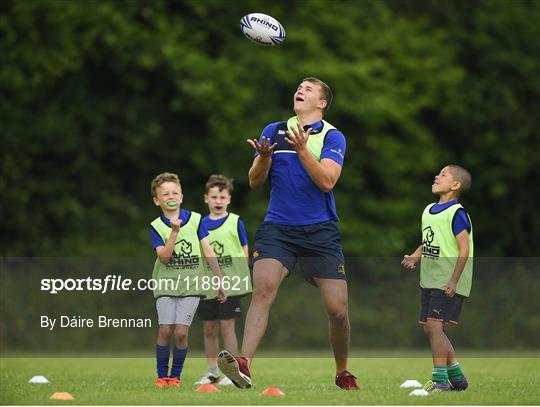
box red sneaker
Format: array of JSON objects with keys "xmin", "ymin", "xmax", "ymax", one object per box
[
  {"xmin": 335, "ymin": 370, "xmax": 360, "ymax": 390},
  {"xmin": 155, "ymin": 377, "xmax": 169, "ymax": 387},
  {"xmin": 217, "ymin": 350, "xmax": 252, "ymax": 389},
  {"xmin": 167, "ymin": 377, "xmax": 181, "ymax": 386}
]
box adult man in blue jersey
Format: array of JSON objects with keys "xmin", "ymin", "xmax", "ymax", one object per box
[{"xmin": 218, "ymin": 77, "xmax": 359, "ymax": 390}]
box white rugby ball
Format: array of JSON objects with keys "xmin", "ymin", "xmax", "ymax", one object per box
[{"xmin": 240, "ymin": 13, "xmax": 286, "ymax": 46}]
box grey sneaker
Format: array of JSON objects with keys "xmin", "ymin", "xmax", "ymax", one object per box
[
  {"xmin": 217, "ymin": 376, "xmax": 234, "ymax": 386},
  {"xmin": 194, "ymin": 372, "xmax": 220, "ymax": 385}
]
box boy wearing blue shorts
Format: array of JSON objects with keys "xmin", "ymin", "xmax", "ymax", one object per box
[
  {"xmin": 150, "ymin": 172, "xmax": 226, "ymax": 387},
  {"xmin": 402, "ymin": 165, "xmax": 473, "ymax": 392}
]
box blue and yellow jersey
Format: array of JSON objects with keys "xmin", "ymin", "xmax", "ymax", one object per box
[{"xmin": 257, "ymin": 117, "xmax": 346, "ymax": 226}]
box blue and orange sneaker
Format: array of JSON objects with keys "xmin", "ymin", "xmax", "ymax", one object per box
[
  {"xmin": 449, "ymin": 377, "xmax": 468, "ymax": 391},
  {"xmin": 167, "ymin": 377, "xmax": 181, "ymax": 386},
  {"xmin": 155, "ymin": 377, "xmax": 169, "ymax": 387},
  {"xmin": 335, "ymin": 370, "xmax": 360, "ymax": 390},
  {"xmin": 217, "ymin": 350, "xmax": 252, "ymax": 389},
  {"xmin": 423, "ymin": 380, "xmax": 451, "ymax": 392}
]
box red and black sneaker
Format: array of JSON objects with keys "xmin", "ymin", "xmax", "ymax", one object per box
[
  {"xmin": 217, "ymin": 350, "xmax": 252, "ymax": 389},
  {"xmin": 335, "ymin": 370, "xmax": 360, "ymax": 390}
]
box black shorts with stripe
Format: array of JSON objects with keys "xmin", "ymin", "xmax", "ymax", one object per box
[
  {"xmin": 251, "ymin": 221, "xmax": 346, "ymax": 287},
  {"xmin": 197, "ymin": 296, "xmax": 242, "ymax": 321},
  {"xmin": 419, "ymin": 288, "xmax": 465, "ymax": 325}
]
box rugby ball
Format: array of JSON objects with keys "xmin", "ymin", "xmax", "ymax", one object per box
[{"xmin": 240, "ymin": 13, "xmax": 286, "ymax": 46}]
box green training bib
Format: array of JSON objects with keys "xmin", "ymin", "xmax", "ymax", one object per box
[
  {"xmin": 287, "ymin": 116, "xmax": 336, "ymax": 161},
  {"xmin": 203, "ymin": 213, "xmax": 252, "ymax": 299},
  {"xmin": 151, "ymin": 211, "xmax": 207, "ymax": 298},
  {"xmin": 420, "ymin": 203, "xmax": 474, "ymax": 297}
]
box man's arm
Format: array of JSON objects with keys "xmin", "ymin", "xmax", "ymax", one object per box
[
  {"xmin": 248, "ymin": 155, "xmax": 272, "ymax": 189},
  {"xmin": 155, "ymin": 219, "xmax": 181, "ymax": 264},
  {"xmin": 247, "ymin": 136, "xmax": 277, "ymax": 189},
  {"xmin": 297, "ymin": 152, "xmax": 342, "ymax": 192},
  {"xmin": 444, "ymin": 230, "xmax": 470, "ymax": 297}
]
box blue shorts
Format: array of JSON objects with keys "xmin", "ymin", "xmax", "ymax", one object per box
[
  {"xmin": 419, "ymin": 288, "xmax": 465, "ymax": 325},
  {"xmin": 251, "ymin": 221, "xmax": 346, "ymax": 286}
]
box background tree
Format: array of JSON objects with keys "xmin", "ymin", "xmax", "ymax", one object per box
[{"xmin": 1, "ymin": 0, "xmax": 539, "ymax": 350}]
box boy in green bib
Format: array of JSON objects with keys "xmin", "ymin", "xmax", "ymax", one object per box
[
  {"xmin": 195, "ymin": 175, "xmax": 252, "ymax": 386},
  {"xmin": 402, "ymin": 165, "xmax": 473, "ymax": 392},
  {"xmin": 150, "ymin": 172, "xmax": 226, "ymax": 387}
]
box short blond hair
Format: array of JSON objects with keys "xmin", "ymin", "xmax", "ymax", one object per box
[
  {"xmin": 151, "ymin": 172, "xmax": 181, "ymax": 197},
  {"xmin": 447, "ymin": 165, "xmax": 472, "ymax": 194},
  {"xmin": 302, "ymin": 77, "xmax": 333, "ymax": 113}
]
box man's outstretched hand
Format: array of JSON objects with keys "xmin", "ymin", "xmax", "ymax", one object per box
[
  {"xmin": 247, "ymin": 136, "xmax": 277, "ymax": 157},
  {"xmin": 285, "ymin": 122, "xmax": 312, "ymax": 152}
]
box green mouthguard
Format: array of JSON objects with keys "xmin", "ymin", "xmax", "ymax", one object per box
[{"xmin": 166, "ymin": 201, "xmax": 177, "ymax": 207}]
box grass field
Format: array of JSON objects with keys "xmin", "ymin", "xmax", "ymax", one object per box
[{"xmin": 1, "ymin": 355, "xmax": 539, "ymax": 405}]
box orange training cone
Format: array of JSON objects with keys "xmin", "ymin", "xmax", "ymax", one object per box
[
  {"xmin": 261, "ymin": 387, "xmax": 285, "ymax": 397},
  {"xmin": 196, "ymin": 383, "xmax": 220, "ymax": 393},
  {"xmin": 50, "ymin": 392, "xmax": 75, "ymax": 400}
]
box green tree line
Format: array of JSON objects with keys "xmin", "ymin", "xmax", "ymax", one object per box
[
  {"xmin": 1, "ymin": 1, "xmax": 539, "ymax": 351},
  {"xmin": 1, "ymin": 0, "xmax": 539, "ymax": 257}
]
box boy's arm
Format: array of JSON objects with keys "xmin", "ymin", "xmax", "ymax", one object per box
[
  {"xmin": 401, "ymin": 245, "xmax": 422, "ymax": 269},
  {"xmin": 237, "ymin": 218, "xmax": 249, "ymax": 261},
  {"xmin": 200, "ymin": 237, "xmax": 227, "ymax": 302},
  {"xmin": 155, "ymin": 219, "xmax": 181, "ymax": 264},
  {"xmin": 444, "ymin": 230, "xmax": 470, "ymax": 297},
  {"xmin": 242, "ymin": 245, "xmax": 249, "ymax": 263}
]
